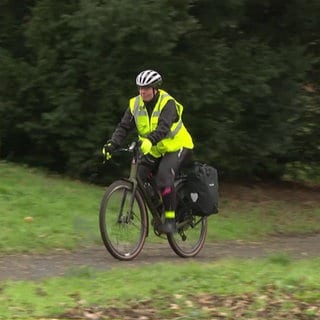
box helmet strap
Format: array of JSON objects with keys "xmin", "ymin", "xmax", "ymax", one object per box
[{"xmin": 152, "ymin": 88, "xmax": 158, "ymax": 97}]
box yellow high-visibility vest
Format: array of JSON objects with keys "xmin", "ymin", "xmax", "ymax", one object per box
[{"xmin": 129, "ymin": 89, "xmax": 194, "ymax": 157}]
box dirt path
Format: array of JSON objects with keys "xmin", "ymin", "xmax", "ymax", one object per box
[{"xmin": 0, "ymin": 233, "xmax": 319, "ymax": 281}]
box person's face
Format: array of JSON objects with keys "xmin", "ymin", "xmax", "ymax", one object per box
[{"xmin": 138, "ymin": 86, "xmax": 156, "ymax": 102}]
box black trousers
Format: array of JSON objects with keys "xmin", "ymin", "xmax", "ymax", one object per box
[{"xmin": 137, "ymin": 148, "xmax": 193, "ymax": 213}]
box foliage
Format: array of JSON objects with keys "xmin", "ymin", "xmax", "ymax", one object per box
[{"xmin": 0, "ymin": 0, "xmax": 319, "ymax": 181}]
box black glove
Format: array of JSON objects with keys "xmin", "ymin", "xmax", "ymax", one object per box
[{"xmin": 102, "ymin": 140, "xmax": 117, "ymax": 160}]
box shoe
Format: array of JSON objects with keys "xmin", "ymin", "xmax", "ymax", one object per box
[{"xmin": 158, "ymin": 218, "xmax": 177, "ymax": 234}]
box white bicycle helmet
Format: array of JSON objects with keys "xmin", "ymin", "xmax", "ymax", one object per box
[{"xmin": 136, "ymin": 70, "xmax": 162, "ymax": 88}]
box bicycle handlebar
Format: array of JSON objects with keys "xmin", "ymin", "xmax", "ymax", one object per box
[{"xmin": 116, "ymin": 141, "xmax": 138, "ymax": 153}]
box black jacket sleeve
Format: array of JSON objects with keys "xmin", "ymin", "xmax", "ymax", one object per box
[
  {"xmin": 110, "ymin": 108, "xmax": 135, "ymax": 147},
  {"xmin": 147, "ymin": 99, "xmax": 178, "ymax": 145}
]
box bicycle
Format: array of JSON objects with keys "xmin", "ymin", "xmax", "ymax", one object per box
[{"xmin": 99, "ymin": 141, "xmax": 208, "ymax": 260}]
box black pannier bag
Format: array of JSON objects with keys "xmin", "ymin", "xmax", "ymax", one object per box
[{"xmin": 186, "ymin": 162, "xmax": 219, "ymax": 216}]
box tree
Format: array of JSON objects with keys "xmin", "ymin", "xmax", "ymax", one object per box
[{"xmin": 0, "ymin": 0, "xmax": 319, "ymax": 182}]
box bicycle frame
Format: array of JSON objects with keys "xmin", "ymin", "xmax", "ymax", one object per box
[{"xmin": 115, "ymin": 141, "xmax": 206, "ymax": 236}]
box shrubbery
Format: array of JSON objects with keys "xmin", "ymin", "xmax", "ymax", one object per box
[{"xmin": 0, "ymin": 0, "xmax": 319, "ymax": 183}]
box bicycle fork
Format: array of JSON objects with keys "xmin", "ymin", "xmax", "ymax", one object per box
[
  {"xmin": 116, "ymin": 154, "xmax": 140, "ymax": 224},
  {"xmin": 117, "ymin": 179, "xmax": 138, "ymax": 224}
]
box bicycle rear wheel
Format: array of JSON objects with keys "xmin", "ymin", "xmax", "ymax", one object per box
[
  {"xmin": 99, "ymin": 180, "xmax": 148, "ymax": 260},
  {"xmin": 167, "ymin": 180, "xmax": 207, "ymax": 258}
]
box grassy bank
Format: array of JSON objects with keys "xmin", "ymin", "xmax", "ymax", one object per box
[
  {"xmin": 0, "ymin": 161, "xmax": 319, "ymax": 253},
  {"xmin": 0, "ymin": 161, "xmax": 102, "ymax": 253}
]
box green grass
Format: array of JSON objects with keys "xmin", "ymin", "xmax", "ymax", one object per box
[
  {"xmin": 0, "ymin": 258, "xmax": 319, "ymax": 319},
  {"xmin": 0, "ymin": 161, "xmax": 319, "ymax": 253},
  {"xmin": 0, "ymin": 161, "xmax": 319, "ymax": 319},
  {"xmin": 210, "ymin": 204, "xmax": 320, "ymax": 241},
  {"xmin": 0, "ymin": 161, "xmax": 102, "ymax": 253}
]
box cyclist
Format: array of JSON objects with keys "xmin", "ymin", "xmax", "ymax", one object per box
[{"xmin": 102, "ymin": 70, "xmax": 194, "ymax": 233}]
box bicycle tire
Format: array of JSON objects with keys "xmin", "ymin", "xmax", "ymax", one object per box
[
  {"xmin": 167, "ymin": 180, "xmax": 208, "ymax": 258},
  {"xmin": 99, "ymin": 180, "xmax": 148, "ymax": 260}
]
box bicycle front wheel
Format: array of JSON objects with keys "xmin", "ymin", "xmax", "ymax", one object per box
[
  {"xmin": 99, "ymin": 180, "xmax": 148, "ymax": 260},
  {"xmin": 167, "ymin": 180, "xmax": 208, "ymax": 258}
]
